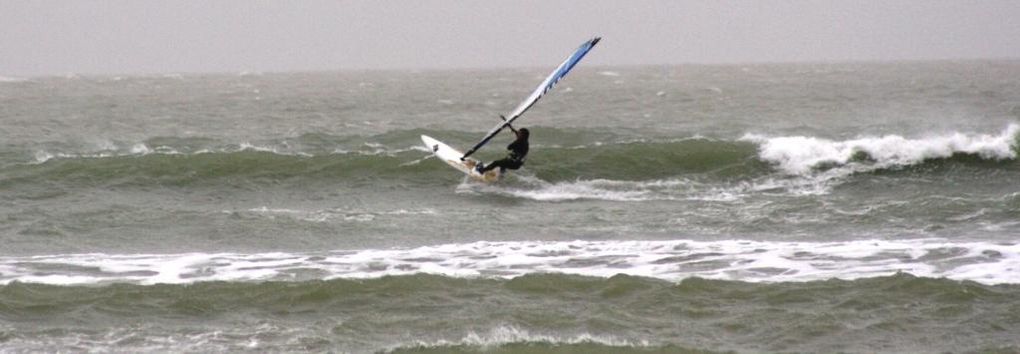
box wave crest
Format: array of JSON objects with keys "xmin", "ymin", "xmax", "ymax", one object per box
[
  {"xmin": 743, "ymin": 124, "xmax": 1019, "ymax": 175},
  {"xmin": 2, "ymin": 239, "xmax": 1017, "ymax": 285}
]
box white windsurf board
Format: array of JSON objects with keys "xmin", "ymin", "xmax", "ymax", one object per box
[{"xmin": 421, "ymin": 135, "xmax": 501, "ymax": 182}]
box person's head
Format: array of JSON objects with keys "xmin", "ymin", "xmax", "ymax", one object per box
[{"xmin": 517, "ymin": 128, "xmax": 530, "ymax": 140}]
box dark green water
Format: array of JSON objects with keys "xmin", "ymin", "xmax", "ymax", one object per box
[
  {"xmin": 2, "ymin": 274, "xmax": 1019, "ymax": 353},
  {"xmin": 2, "ymin": 61, "xmax": 1020, "ymax": 352}
]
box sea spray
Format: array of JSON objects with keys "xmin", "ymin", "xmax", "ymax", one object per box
[{"xmin": 742, "ymin": 124, "xmax": 1020, "ymax": 175}]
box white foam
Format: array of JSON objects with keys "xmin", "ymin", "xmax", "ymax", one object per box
[
  {"xmin": 743, "ymin": 124, "xmax": 1019, "ymax": 176},
  {"xmin": 129, "ymin": 143, "xmax": 152, "ymax": 154},
  {"xmin": 28, "ymin": 140, "xmax": 425, "ymax": 165},
  {"xmin": 240, "ymin": 206, "xmax": 436, "ymax": 223},
  {"xmin": 332, "ymin": 143, "xmax": 423, "ymax": 157},
  {"xmin": 550, "ymin": 135, "xmax": 717, "ymax": 151},
  {"xmin": 33, "ymin": 151, "xmax": 55, "ymax": 163},
  {"xmin": 397, "ymin": 325, "xmax": 644, "ymax": 351},
  {"xmin": 32, "ymin": 150, "xmax": 121, "ymax": 164},
  {"xmin": 29, "ymin": 141, "xmax": 324, "ymax": 164},
  {"xmin": 486, "ymin": 178, "xmax": 652, "ymax": 202},
  {"xmin": 237, "ymin": 142, "xmax": 292, "ymax": 155},
  {"xmin": 458, "ymin": 174, "xmax": 829, "ymax": 202},
  {"xmin": 0, "ymin": 75, "xmax": 29, "ymax": 83},
  {"xmin": 2, "ymin": 239, "xmax": 1017, "ymax": 286},
  {"xmin": 30, "ymin": 143, "xmax": 174, "ymax": 164}
]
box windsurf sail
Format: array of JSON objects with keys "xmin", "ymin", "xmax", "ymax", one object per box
[{"xmin": 461, "ymin": 36, "xmax": 601, "ymax": 159}]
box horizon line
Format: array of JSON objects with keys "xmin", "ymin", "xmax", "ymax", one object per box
[{"xmin": 5, "ymin": 56, "xmax": 1019, "ymax": 80}]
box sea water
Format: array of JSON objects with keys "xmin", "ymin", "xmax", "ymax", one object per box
[{"xmin": 2, "ymin": 61, "xmax": 1019, "ymax": 353}]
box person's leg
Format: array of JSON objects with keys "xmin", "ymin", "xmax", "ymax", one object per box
[
  {"xmin": 479, "ymin": 158, "xmax": 522, "ymax": 173},
  {"xmin": 478, "ymin": 158, "xmax": 510, "ymax": 173}
]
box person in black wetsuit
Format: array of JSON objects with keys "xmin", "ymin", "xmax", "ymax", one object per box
[{"xmin": 476, "ymin": 127, "xmax": 529, "ymax": 174}]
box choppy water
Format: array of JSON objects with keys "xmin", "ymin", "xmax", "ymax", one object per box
[{"xmin": 2, "ymin": 61, "xmax": 1019, "ymax": 353}]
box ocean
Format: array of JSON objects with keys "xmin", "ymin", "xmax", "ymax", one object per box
[{"xmin": 1, "ymin": 61, "xmax": 1019, "ymax": 353}]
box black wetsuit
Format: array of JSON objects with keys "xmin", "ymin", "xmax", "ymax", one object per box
[{"xmin": 479, "ymin": 136, "xmax": 528, "ymax": 173}]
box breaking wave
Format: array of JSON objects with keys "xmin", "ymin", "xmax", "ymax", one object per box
[
  {"xmin": 2, "ymin": 239, "xmax": 1017, "ymax": 286},
  {"xmin": 743, "ymin": 123, "xmax": 1019, "ymax": 176},
  {"xmin": 4, "ymin": 126, "xmax": 1018, "ymax": 199}
]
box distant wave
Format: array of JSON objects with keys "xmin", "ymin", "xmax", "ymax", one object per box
[
  {"xmin": 389, "ymin": 326, "xmax": 651, "ymax": 353},
  {"xmin": 742, "ymin": 124, "xmax": 1019, "ymax": 176},
  {"xmin": 0, "ymin": 75, "xmax": 30, "ymax": 83},
  {"xmin": 2, "ymin": 239, "xmax": 1016, "ymax": 285},
  {"xmin": 457, "ymin": 174, "xmax": 831, "ymax": 202},
  {"xmin": 6, "ymin": 126, "xmax": 1018, "ymax": 198},
  {"xmin": 30, "ymin": 142, "xmax": 316, "ymax": 164},
  {"xmin": 2, "ymin": 272, "xmax": 1016, "ymax": 353},
  {"xmin": 239, "ymin": 206, "xmax": 437, "ymax": 223}
]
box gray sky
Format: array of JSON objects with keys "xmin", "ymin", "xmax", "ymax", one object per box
[{"xmin": 3, "ymin": 0, "xmax": 1019, "ymax": 76}]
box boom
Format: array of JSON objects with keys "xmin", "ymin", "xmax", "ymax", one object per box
[{"xmin": 461, "ymin": 36, "xmax": 601, "ymax": 159}]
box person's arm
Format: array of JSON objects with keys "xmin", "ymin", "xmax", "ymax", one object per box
[{"xmin": 500, "ymin": 115, "xmax": 519, "ymax": 135}]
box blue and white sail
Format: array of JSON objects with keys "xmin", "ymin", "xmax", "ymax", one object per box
[{"xmin": 461, "ymin": 36, "xmax": 601, "ymax": 159}]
